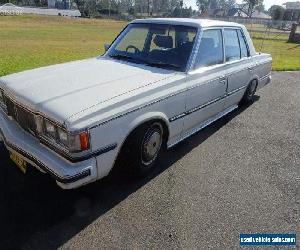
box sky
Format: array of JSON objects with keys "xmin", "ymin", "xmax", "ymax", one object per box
[{"xmin": 184, "ymin": 0, "xmax": 288, "ymax": 10}]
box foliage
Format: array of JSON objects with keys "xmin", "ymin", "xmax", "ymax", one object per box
[
  {"xmin": 268, "ymin": 5, "xmax": 285, "ymax": 20},
  {"xmin": 243, "ymin": 0, "xmax": 263, "ymax": 17},
  {"xmin": 254, "ymin": 2, "xmax": 265, "ymax": 12},
  {"xmin": 219, "ymin": 0, "xmax": 236, "ymax": 10},
  {"xmin": 196, "ymin": 0, "xmax": 210, "ymax": 12},
  {"xmin": 196, "ymin": 0, "xmax": 236, "ymax": 12},
  {"xmin": 172, "ymin": 6, "xmax": 193, "ymax": 17}
]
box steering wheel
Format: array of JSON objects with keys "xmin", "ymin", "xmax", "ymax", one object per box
[{"xmin": 126, "ymin": 45, "xmax": 140, "ymax": 54}]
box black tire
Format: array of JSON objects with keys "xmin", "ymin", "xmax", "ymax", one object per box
[
  {"xmin": 240, "ymin": 80, "xmax": 257, "ymax": 106},
  {"xmin": 117, "ymin": 121, "xmax": 165, "ymax": 178}
]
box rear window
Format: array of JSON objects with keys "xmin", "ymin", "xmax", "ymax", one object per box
[{"xmin": 224, "ymin": 29, "xmax": 240, "ymax": 62}]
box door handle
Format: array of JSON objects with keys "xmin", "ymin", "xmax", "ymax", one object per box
[{"xmin": 219, "ymin": 76, "xmax": 227, "ymax": 84}]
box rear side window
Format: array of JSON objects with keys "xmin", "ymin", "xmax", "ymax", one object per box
[
  {"xmin": 238, "ymin": 30, "xmax": 249, "ymax": 58},
  {"xmin": 224, "ymin": 29, "xmax": 240, "ymax": 62},
  {"xmin": 194, "ymin": 29, "xmax": 224, "ymax": 68}
]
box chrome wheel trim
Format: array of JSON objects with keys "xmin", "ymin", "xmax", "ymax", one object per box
[{"xmin": 141, "ymin": 124, "xmax": 163, "ymax": 166}]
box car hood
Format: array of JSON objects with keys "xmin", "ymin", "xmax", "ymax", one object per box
[{"xmin": 0, "ymin": 57, "xmax": 176, "ymax": 125}]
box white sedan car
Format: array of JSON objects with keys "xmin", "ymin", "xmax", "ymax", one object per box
[{"xmin": 0, "ymin": 18, "xmax": 272, "ymax": 189}]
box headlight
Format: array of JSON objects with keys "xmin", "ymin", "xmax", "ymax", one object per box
[
  {"xmin": 40, "ymin": 118, "xmax": 90, "ymax": 153},
  {"xmin": 57, "ymin": 128, "xmax": 68, "ymax": 146},
  {"xmin": 44, "ymin": 120, "xmax": 56, "ymax": 138}
]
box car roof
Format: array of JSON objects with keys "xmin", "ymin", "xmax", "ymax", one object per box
[{"xmin": 131, "ymin": 18, "xmax": 244, "ymax": 29}]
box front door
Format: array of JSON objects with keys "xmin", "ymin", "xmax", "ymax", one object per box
[{"xmin": 183, "ymin": 29, "xmax": 227, "ymax": 136}]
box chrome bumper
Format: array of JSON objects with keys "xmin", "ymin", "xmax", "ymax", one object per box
[{"xmin": 0, "ymin": 109, "xmax": 98, "ymax": 189}]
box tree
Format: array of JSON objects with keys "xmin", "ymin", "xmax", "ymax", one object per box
[
  {"xmin": 210, "ymin": 0, "xmax": 219, "ymax": 9},
  {"xmin": 152, "ymin": 0, "xmax": 169, "ymax": 14},
  {"xmin": 73, "ymin": 0, "xmax": 86, "ymax": 16},
  {"xmin": 219, "ymin": 0, "xmax": 236, "ymax": 10},
  {"xmin": 243, "ymin": 0, "xmax": 264, "ymax": 17},
  {"xmin": 254, "ymin": 2, "xmax": 265, "ymax": 12},
  {"xmin": 196, "ymin": 0, "xmax": 210, "ymax": 12},
  {"xmin": 196, "ymin": 0, "xmax": 236, "ymax": 12},
  {"xmin": 171, "ymin": 5, "xmax": 193, "ymax": 17},
  {"xmin": 269, "ymin": 5, "xmax": 285, "ymax": 20},
  {"xmin": 119, "ymin": 0, "xmax": 134, "ymax": 13}
]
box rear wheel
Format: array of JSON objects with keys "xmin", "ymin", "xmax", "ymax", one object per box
[
  {"xmin": 118, "ymin": 121, "xmax": 165, "ymax": 178},
  {"xmin": 240, "ymin": 80, "xmax": 257, "ymax": 105}
]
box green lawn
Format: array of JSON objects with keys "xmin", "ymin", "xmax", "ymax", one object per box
[
  {"xmin": 0, "ymin": 15, "xmax": 299, "ymax": 76},
  {"xmin": 0, "ymin": 15, "xmax": 126, "ymax": 77},
  {"xmin": 249, "ymin": 31, "xmax": 300, "ymax": 71}
]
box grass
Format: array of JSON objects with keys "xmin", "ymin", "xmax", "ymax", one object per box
[
  {"xmin": 0, "ymin": 15, "xmax": 126, "ymax": 76},
  {"xmin": 249, "ymin": 31, "xmax": 300, "ymax": 71},
  {"xmin": 0, "ymin": 15, "xmax": 299, "ymax": 76}
]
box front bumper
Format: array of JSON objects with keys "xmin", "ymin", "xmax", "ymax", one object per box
[{"xmin": 0, "ymin": 109, "xmax": 98, "ymax": 189}]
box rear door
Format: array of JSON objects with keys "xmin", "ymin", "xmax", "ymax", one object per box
[{"xmin": 223, "ymin": 28, "xmax": 253, "ymax": 108}]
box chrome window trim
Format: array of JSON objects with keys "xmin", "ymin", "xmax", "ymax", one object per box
[
  {"xmin": 186, "ymin": 27, "xmax": 203, "ymax": 72},
  {"xmin": 238, "ymin": 28, "xmax": 251, "ymax": 58}
]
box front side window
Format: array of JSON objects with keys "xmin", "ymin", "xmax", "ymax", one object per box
[
  {"xmin": 194, "ymin": 29, "xmax": 224, "ymax": 68},
  {"xmin": 107, "ymin": 23, "xmax": 197, "ymax": 71},
  {"xmin": 224, "ymin": 29, "xmax": 240, "ymax": 62},
  {"xmin": 115, "ymin": 26, "xmax": 148, "ymax": 52}
]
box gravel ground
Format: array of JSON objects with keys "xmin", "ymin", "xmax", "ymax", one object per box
[{"xmin": 0, "ymin": 72, "xmax": 299, "ymax": 249}]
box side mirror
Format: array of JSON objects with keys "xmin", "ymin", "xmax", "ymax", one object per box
[{"xmin": 104, "ymin": 43, "xmax": 110, "ymax": 52}]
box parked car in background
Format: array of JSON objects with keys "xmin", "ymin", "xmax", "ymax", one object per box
[{"xmin": 0, "ymin": 18, "xmax": 272, "ymax": 189}]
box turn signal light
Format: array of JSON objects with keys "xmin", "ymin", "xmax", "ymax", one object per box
[{"xmin": 80, "ymin": 131, "xmax": 89, "ymax": 151}]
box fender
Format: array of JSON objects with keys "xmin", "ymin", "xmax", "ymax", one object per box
[{"xmin": 119, "ymin": 111, "xmax": 170, "ymax": 150}]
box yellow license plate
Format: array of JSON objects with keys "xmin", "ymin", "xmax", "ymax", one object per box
[{"xmin": 10, "ymin": 152, "xmax": 27, "ymax": 174}]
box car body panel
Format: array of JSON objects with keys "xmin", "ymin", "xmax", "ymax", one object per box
[
  {"xmin": 0, "ymin": 18, "xmax": 272, "ymax": 188},
  {"xmin": 0, "ymin": 58, "xmax": 177, "ymax": 126}
]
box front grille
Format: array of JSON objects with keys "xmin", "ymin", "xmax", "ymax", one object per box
[{"xmin": 4, "ymin": 95, "xmax": 36, "ymax": 134}]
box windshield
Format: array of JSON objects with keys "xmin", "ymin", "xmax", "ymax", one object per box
[{"xmin": 107, "ymin": 23, "xmax": 197, "ymax": 71}]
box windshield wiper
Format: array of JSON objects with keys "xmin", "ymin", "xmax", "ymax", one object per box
[
  {"xmin": 109, "ymin": 55, "xmax": 181, "ymax": 70},
  {"xmin": 109, "ymin": 54, "xmax": 134, "ymax": 61},
  {"xmin": 146, "ymin": 61, "xmax": 181, "ymax": 70}
]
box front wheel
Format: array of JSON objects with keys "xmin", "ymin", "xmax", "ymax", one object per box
[
  {"xmin": 119, "ymin": 122, "xmax": 165, "ymax": 178},
  {"xmin": 240, "ymin": 80, "xmax": 257, "ymax": 106}
]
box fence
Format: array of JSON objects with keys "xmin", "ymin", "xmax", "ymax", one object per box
[{"xmin": 211, "ymin": 17, "xmax": 296, "ymax": 31}]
